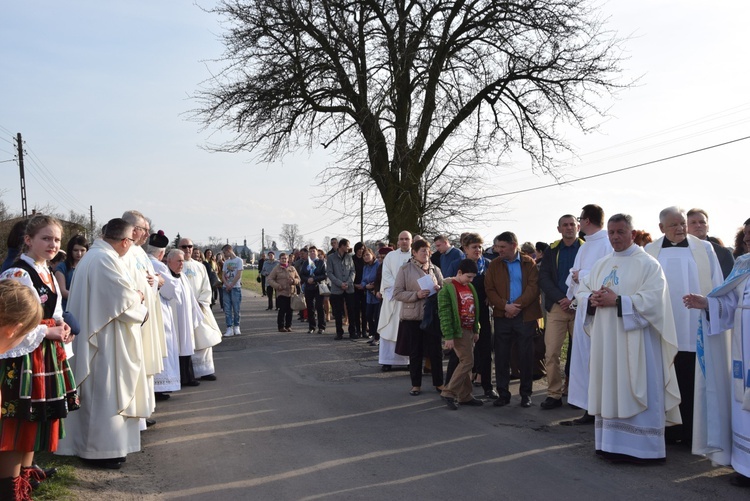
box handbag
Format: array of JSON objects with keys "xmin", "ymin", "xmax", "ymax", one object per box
[
  {"xmin": 291, "ymin": 294, "xmax": 307, "ymax": 311},
  {"xmin": 318, "ymin": 282, "xmax": 331, "ymax": 296},
  {"xmin": 256, "ymin": 275, "xmax": 262, "ymax": 283}
]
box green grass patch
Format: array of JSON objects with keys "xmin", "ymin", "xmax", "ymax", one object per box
[
  {"xmin": 241, "ymin": 269, "xmax": 263, "ymax": 295},
  {"xmin": 28, "ymin": 453, "xmax": 79, "ymax": 500}
]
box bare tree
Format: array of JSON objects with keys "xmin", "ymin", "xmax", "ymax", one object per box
[
  {"xmin": 197, "ymin": 0, "xmax": 625, "ymax": 242},
  {"xmin": 279, "ymin": 223, "xmax": 304, "ymax": 250}
]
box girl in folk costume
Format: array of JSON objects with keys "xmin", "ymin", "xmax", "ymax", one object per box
[{"xmin": 0, "ymin": 215, "xmax": 79, "ymax": 500}]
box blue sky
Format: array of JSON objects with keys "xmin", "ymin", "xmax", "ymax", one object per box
[{"xmin": 1, "ymin": 1, "xmax": 748, "ymax": 253}]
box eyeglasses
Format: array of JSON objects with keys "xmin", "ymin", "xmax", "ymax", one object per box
[
  {"xmin": 124, "ymin": 237, "xmax": 135, "ymax": 243},
  {"xmin": 135, "ymin": 226, "xmax": 148, "ymax": 232},
  {"xmin": 180, "ymin": 245, "xmax": 193, "ymax": 249},
  {"xmin": 577, "ymin": 217, "xmax": 587, "ymax": 222}
]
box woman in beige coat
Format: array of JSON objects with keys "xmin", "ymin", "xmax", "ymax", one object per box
[
  {"xmin": 393, "ymin": 239, "xmax": 444, "ymax": 396},
  {"xmin": 267, "ymin": 253, "xmax": 301, "ymax": 332}
]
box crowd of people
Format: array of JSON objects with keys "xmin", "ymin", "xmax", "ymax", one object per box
[
  {"xmin": 0, "ymin": 210, "xmax": 242, "ymax": 499},
  {"xmin": 268, "ymin": 206, "xmax": 750, "ymax": 488},
  {"xmin": 0, "ymin": 204, "xmax": 749, "ymax": 498}
]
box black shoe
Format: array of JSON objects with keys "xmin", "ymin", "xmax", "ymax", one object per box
[
  {"xmin": 730, "ymin": 472, "xmax": 750, "ymax": 487},
  {"xmin": 568, "ymin": 403, "xmax": 582, "ymax": 410},
  {"xmin": 444, "ymin": 397, "xmax": 458, "ymax": 410},
  {"xmin": 317, "ymin": 329, "xmax": 325, "ymax": 334},
  {"xmin": 483, "ymin": 389, "xmax": 499, "ymax": 400},
  {"xmin": 334, "ymin": 335, "xmax": 344, "ymax": 340},
  {"xmin": 381, "ymin": 364, "xmax": 392, "ymax": 372},
  {"xmin": 540, "ymin": 397, "xmax": 562, "ymax": 410},
  {"xmin": 155, "ymin": 392, "xmax": 171, "ymax": 401},
  {"xmin": 200, "ymin": 374, "xmax": 217, "ymax": 381},
  {"xmin": 561, "ymin": 412, "xmax": 595, "ymax": 426},
  {"xmin": 81, "ymin": 458, "xmax": 122, "ymax": 470},
  {"xmin": 308, "ymin": 328, "xmax": 316, "ymax": 334},
  {"xmin": 459, "ymin": 398, "xmax": 484, "ymax": 407},
  {"xmin": 520, "ymin": 396, "xmax": 532, "ymax": 408},
  {"xmin": 184, "ymin": 380, "xmax": 201, "ymax": 387},
  {"xmin": 493, "ymin": 397, "xmax": 510, "ymax": 407},
  {"xmin": 145, "ymin": 418, "xmax": 156, "ymax": 428}
]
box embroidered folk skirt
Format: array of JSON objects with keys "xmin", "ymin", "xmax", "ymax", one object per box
[{"xmin": 0, "ymin": 338, "xmax": 79, "ymax": 452}]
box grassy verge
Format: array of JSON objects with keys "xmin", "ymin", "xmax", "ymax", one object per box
[
  {"xmin": 29, "ymin": 453, "xmax": 79, "ymax": 500},
  {"xmin": 241, "ymin": 269, "xmax": 263, "ymax": 295}
]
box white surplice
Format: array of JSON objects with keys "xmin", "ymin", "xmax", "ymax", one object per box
[
  {"xmin": 577, "ymin": 243, "xmax": 681, "ymax": 459},
  {"xmin": 645, "ymin": 235, "xmax": 730, "ymax": 464},
  {"xmin": 705, "ymin": 255, "xmax": 750, "ymax": 476},
  {"xmin": 377, "ymin": 249, "xmax": 411, "ymax": 366},
  {"xmin": 566, "ymin": 229, "xmax": 612, "ymax": 409},
  {"xmin": 57, "ymin": 239, "xmax": 149, "ymax": 459},
  {"xmin": 149, "ymin": 256, "xmax": 182, "ymax": 392},
  {"xmin": 183, "ymin": 259, "xmax": 219, "ymax": 377}
]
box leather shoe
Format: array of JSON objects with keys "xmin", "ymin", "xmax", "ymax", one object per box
[
  {"xmin": 540, "ymin": 397, "xmax": 562, "ymax": 410},
  {"xmin": 492, "ymin": 397, "xmax": 510, "ymax": 407},
  {"xmin": 484, "ymin": 389, "xmax": 499, "ymax": 400},
  {"xmin": 520, "ymin": 396, "xmax": 532, "ymax": 408},
  {"xmin": 444, "ymin": 397, "xmax": 458, "ymax": 410},
  {"xmin": 560, "ymin": 412, "xmax": 595, "ymax": 426},
  {"xmin": 381, "ymin": 364, "xmax": 392, "ymax": 372},
  {"xmin": 459, "ymin": 398, "xmax": 484, "ymax": 407},
  {"xmin": 200, "ymin": 374, "xmax": 217, "ymax": 381},
  {"xmin": 184, "ymin": 380, "xmax": 201, "ymax": 387},
  {"xmin": 145, "ymin": 418, "xmax": 156, "ymax": 427}
]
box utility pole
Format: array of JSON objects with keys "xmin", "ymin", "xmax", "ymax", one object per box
[
  {"xmin": 16, "ymin": 133, "xmax": 27, "ymax": 217},
  {"xmin": 89, "ymin": 205, "xmax": 94, "ymax": 238},
  {"xmin": 261, "ymin": 228, "xmax": 265, "ymax": 253}
]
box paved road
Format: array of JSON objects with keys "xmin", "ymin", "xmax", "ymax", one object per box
[{"xmin": 125, "ymin": 291, "xmax": 736, "ymax": 500}]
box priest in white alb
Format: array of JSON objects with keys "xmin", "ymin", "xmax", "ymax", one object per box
[
  {"xmin": 377, "ymin": 231, "xmax": 412, "ymax": 370},
  {"xmin": 179, "ymin": 237, "xmax": 222, "ymax": 380},
  {"xmin": 577, "ymin": 214, "xmax": 681, "ymax": 463},
  {"xmin": 57, "ymin": 218, "xmax": 150, "ymax": 469},
  {"xmin": 146, "ymin": 232, "xmax": 182, "ymax": 399},
  {"xmin": 644, "ymin": 206, "xmax": 726, "ymax": 452},
  {"xmin": 165, "ymin": 249, "xmax": 202, "ymax": 386},
  {"xmin": 684, "ymin": 218, "xmax": 750, "ymax": 488},
  {"xmin": 563, "ymin": 204, "xmax": 613, "ymax": 426}
]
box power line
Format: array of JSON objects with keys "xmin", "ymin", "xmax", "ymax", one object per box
[{"xmin": 491, "ymin": 135, "xmax": 750, "ymax": 198}]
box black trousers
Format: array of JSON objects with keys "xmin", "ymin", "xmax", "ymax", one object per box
[
  {"xmin": 305, "ymin": 288, "xmax": 326, "ymax": 330},
  {"xmin": 179, "ymin": 355, "xmax": 197, "ymax": 385},
  {"xmin": 277, "ymin": 296, "xmax": 292, "ymax": 329},
  {"xmin": 666, "ymin": 351, "xmax": 695, "ymax": 444},
  {"xmin": 330, "ymin": 293, "xmax": 356, "ymax": 336},
  {"xmin": 266, "ymin": 285, "xmax": 275, "ymax": 309},
  {"xmin": 494, "ymin": 316, "xmax": 535, "ymax": 399},
  {"xmin": 366, "ymin": 302, "xmax": 381, "ymax": 340},
  {"xmin": 353, "ymin": 288, "xmax": 367, "ymax": 336},
  {"xmin": 400, "ymin": 320, "xmax": 444, "ymax": 388}
]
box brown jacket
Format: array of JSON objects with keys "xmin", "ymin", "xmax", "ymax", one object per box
[
  {"xmin": 267, "ymin": 264, "xmax": 300, "ymax": 297},
  {"xmin": 485, "ymin": 252, "xmax": 542, "ymax": 321},
  {"xmin": 392, "ymin": 259, "xmax": 444, "ymax": 321}
]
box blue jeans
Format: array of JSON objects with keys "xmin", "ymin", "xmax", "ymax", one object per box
[{"xmin": 224, "ymin": 288, "xmax": 242, "ymax": 327}]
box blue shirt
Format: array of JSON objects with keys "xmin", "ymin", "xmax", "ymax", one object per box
[
  {"xmin": 556, "ymin": 240, "xmax": 581, "ymax": 292},
  {"xmin": 505, "ymin": 252, "xmax": 522, "ymax": 303}
]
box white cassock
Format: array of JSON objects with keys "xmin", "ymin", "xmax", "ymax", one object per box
[
  {"xmin": 183, "ymin": 259, "xmax": 221, "ymax": 377},
  {"xmin": 577, "ymin": 243, "xmax": 681, "ymax": 459},
  {"xmin": 57, "ymin": 239, "xmax": 149, "ymax": 459},
  {"xmin": 377, "ymin": 249, "xmax": 411, "ymax": 366},
  {"xmin": 149, "ymin": 256, "xmax": 182, "ymax": 392},
  {"xmin": 645, "ymin": 235, "xmax": 729, "ymax": 463},
  {"xmin": 704, "ymin": 255, "xmax": 750, "ymax": 475},
  {"xmin": 566, "ymin": 229, "xmax": 612, "ymax": 409}
]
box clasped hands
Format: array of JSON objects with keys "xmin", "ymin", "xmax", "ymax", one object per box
[{"xmin": 589, "ymin": 286, "xmax": 617, "ymax": 308}]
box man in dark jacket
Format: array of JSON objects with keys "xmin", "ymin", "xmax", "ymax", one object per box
[
  {"xmin": 485, "ymin": 231, "xmax": 542, "ymax": 408},
  {"xmin": 300, "ymin": 246, "xmax": 327, "ymax": 334},
  {"xmin": 538, "ymin": 215, "xmax": 582, "ymax": 410}
]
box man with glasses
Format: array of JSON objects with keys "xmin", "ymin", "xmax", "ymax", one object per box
[
  {"xmin": 122, "ymin": 210, "xmax": 165, "ymax": 429},
  {"xmin": 644, "ymin": 207, "xmax": 723, "ymax": 447},
  {"xmin": 180, "ymin": 238, "xmax": 222, "ymax": 382}
]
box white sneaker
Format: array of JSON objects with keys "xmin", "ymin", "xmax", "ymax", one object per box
[
  {"xmin": 224, "ymin": 327, "xmax": 234, "ymax": 337},
  {"xmin": 233, "ymin": 325, "xmax": 241, "ymax": 335}
]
